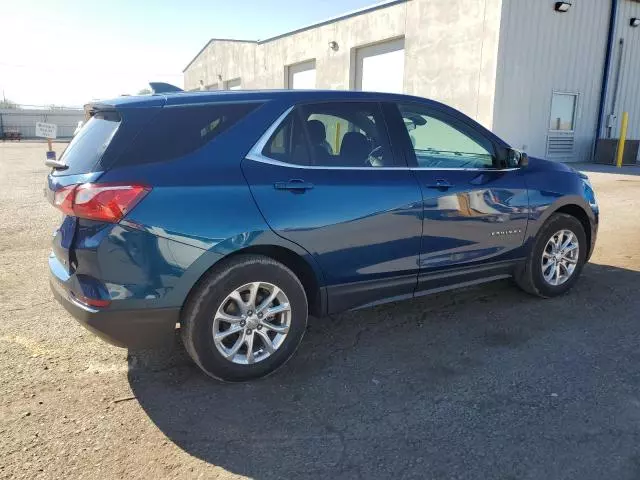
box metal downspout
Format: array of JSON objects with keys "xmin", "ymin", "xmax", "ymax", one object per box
[{"xmin": 594, "ymin": 0, "xmax": 619, "ymax": 155}]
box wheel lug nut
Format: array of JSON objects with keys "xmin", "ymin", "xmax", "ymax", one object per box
[
  {"xmin": 240, "ymin": 320, "xmax": 246, "ymax": 327},
  {"xmin": 257, "ymin": 312, "xmax": 263, "ymax": 319},
  {"xmin": 247, "ymin": 310, "xmax": 253, "ymax": 316},
  {"xmin": 247, "ymin": 329, "xmax": 252, "ymax": 335},
  {"xmin": 257, "ymin": 324, "xmax": 263, "ymax": 330}
]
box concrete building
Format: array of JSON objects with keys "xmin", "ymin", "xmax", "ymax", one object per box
[{"xmin": 183, "ymin": 0, "xmax": 640, "ymax": 163}]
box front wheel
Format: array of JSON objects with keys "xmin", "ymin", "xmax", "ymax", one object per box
[
  {"xmin": 181, "ymin": 255, "xmax": 308, "ymax": 382},
  {"xmin": 515, "ymin": 213, "xmax": 587, "ymax": 298}
]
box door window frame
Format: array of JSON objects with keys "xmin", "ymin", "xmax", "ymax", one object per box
[
  {"xmin": 384, "ymin": 101, "xmax": 512, "ymax": 170},
  {"xmin": 248, "ymin": 99, "xmax": 409, "ymax": 169}
]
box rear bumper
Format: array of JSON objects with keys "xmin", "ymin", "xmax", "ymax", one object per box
[{"xmin": 50, "ymin": 267, "xmax": 179, "ymax": 350}]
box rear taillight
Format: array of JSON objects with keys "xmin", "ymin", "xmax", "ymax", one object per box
[
  {"xmin": 53, "ymin": 185, "xmax": 76, "ymax": 216},
  {"xmin": 72, "ymin": 292, "xmax": 111, "ymax": 309},
  {"xmin": 53, "ymin": 183, "xmax": 150, "ymax": 223}
]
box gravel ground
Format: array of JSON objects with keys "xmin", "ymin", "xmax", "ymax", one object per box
[{"xmin": 1, "ymin": 142, "xmax": 639, "ymax": 480}]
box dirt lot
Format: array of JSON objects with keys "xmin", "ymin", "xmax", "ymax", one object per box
[{"xmin": 1, "ymin": 142, "xmax": 639, "ymax": 480}]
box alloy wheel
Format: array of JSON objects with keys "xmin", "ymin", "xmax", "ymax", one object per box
[
  {"xmin": 212, "ymin": 282, "xmax": 291, "ymax": 364},
  {"xmin": 541, "ymin": 229, "xmax": 580, "ymax": 286}
]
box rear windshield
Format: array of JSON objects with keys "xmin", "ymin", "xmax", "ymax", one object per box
[
  {"xmin": 118, "ymin": 102, "xmax": 261, "ymax": 166},
  {"xmin": 56, "ymin": 112, "xmax": 120, "ymax": 175}
]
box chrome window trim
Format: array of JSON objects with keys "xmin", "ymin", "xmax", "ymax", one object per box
[
  {"xmin": 413, "ymin": 167, "xmax": 520, "ymax": 172},
  {"xmin": 245, "ymin": 153, "xmax": 408, "ymax": 170},
  {"xmin": 248, "ymin": 106, "xmax": 295, "ymax": 157},
  {"xmin": 246, "ymin": 105, "xmax": 520, "ymax": 173}
]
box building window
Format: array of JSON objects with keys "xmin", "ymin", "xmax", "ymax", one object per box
[
  {"xmin": 224, "ymin": 78, "xmax": 242, "ymax": 90},
  {"xmin": 549, "ymin": 92, "xmax": 577, "ymax": 131}
]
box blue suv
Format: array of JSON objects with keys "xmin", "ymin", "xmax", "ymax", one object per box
[{"xmin": 47, "ymin": 89, "xmax": 598, "ymax": 381}]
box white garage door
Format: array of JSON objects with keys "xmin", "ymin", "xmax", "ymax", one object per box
[
  {"xmin": 355, "ymin": 38, "xmax": 405, "ymax": 94},
  {"xmin": 288, "ymin": 60, "xmax": 316, "ymax": 89}
]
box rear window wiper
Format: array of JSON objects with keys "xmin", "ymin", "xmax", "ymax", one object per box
[{"xmin": 45, "ymin": 159, "xmax": 69, "ymax": 171}]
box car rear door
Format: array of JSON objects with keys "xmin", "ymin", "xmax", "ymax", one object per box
[
  {"xmin": 242, "ymin": 100, "xmax": 423, "ymax": 313},
  {"xmin": 384, "ymin": 101, "xmax": 529, "ymax": 291}
]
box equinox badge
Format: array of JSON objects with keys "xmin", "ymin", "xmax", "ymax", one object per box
[{"xmin": 491, "ymin": 229, "xmax": 523, "ymax": 236}]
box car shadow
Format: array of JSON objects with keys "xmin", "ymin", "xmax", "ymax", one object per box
[
  {"xmin": 128, "ymin": 263, "xmax": 640, "ymax": 479},
  {"xmin": 578, "ymin": 163, "xmax": 640, "ymax": 177}
]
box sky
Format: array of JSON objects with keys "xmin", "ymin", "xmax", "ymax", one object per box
[{"xmin": 1, "ymin": 0, "xmax": 383, "ymax": 107}]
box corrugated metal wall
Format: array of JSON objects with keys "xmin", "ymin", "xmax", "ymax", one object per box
[
  {"xmin": 493, "ymin": 0, "xmax": 611, "ymax": 162},
  {"xmin": 0, "ymin": 109, "xmax": 84, "ymax": 139},
  {"xmin": 604, "ymin": 0, "xmax": 640, "ymax": 141}
]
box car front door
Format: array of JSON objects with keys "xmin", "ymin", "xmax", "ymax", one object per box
[
  {"xmin": 384, "ymin": 102, "xmax": 529, "ymax": 292},
  {"xmin": 242, "ymin": 100, "xmax": 423, "ymax": 312}
]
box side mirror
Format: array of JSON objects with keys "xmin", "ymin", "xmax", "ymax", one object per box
[{"xmin": 518, "ymin": 151, "xmax": 529, "ymax": 167}]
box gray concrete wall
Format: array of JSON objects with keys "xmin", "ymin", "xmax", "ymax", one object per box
[
  {"xmin": 493, "ymin": 0, "xmax": 610, "ymax": 162},
  {"xmin": 405, "ymin": 0, "xmax": 502, "ymax": 128},
  {"xmin": 184, "ymin": 2, "xmax": 408, "ymax": 92},
  {"xmin": 184, "ymin": 40, "xmax": 257, "ymax": 91},
  {"xmin": 183, "ymin": 0, "xmax": 502, "ymax": 127},
  {"xmin": 0, "ymin": 108, "xmax": 84, "ymax": 139}
]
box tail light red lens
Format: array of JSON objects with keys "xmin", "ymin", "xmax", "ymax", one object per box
[
  {"xmin": 53, "ymin": 185, "xmax": 76, "ymax": 216},
  {"xmin": 53, "ymin": 183, "xmax": 150, "ymax": 223},
  {"xmin": 72, "ymin": 292, "xmax": 111, "ymax": 309}
]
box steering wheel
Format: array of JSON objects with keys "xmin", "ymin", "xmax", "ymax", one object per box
[{"xmin": 364, "ymin": 145, "xmax": 384, "ymax": 167}]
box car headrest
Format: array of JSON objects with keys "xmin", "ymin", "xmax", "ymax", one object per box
[
  {"xmin": 306, "ymin": 120, "xmax": 326, "ymax": 144},
  {"xmin": 340, "ymin": 132, "xmax": 369, "ymax": 165}
]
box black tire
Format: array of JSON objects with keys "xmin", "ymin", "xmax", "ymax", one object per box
[
  {"xmin": 514, "ymin": 213, "xmax": 587, "ymax": 298},
  {"xmin": 181, "ymin": 254, "xmax": 308, "ymax": 382}
]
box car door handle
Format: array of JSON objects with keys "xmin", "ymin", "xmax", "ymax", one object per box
[
  {"xmin": 274, "ymin": 179, "xmax": 314, "ymax": 192},
  {"xmin": 425, "ymin": 179, "xmax": 453, "ymax": 190}
]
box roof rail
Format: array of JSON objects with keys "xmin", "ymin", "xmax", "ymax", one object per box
[{"xmin": 149, "ymin": 82, "xmax": 184, "ymax": 94}]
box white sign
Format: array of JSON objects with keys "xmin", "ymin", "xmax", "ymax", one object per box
[{"xmin": 35, "ymin": 122, "xmax": 58, "ymax": 139}]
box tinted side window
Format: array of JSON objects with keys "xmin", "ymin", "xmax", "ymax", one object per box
[
  {"xmin": 399, "ymin": 104, "xmax": 495, "ymax": 169},
  {"xmin": 262, "ymin": 110, "xmax": 310, "ymax": 165},
  {"xmin": 300, "ymin": 102, "xmax": 394, "ymax": 167},
  {"xmin": 121, "ymin": 102, "xmax": 260, "ymax": 165}
]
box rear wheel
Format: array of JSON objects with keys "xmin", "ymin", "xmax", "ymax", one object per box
[
  {"xmin": 515, "ymin": 213, "xmax": 587, "ymax": 298},
  {"xmin": 181, "ymin": 255, "xmax": 308, "ymax": 381}
]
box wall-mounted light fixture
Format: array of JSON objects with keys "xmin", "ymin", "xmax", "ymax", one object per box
[
  {"xmin": 554, "ymin": 2, "xmax": 571, "ymax": 12},
  {"xmin": 631, "ymin": 18, "xmax": 640, "ymax": 27},
  {"xmin": 328, "ymin": 41, "xmax": 339, "ymax": 51}
]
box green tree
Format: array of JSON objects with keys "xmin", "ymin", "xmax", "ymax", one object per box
[{"xmin": 137, "ymin": 88, "xmax": 152, "ymax": 95}]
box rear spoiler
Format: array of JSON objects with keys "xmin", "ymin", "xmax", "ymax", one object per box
[
  {"xmin": 83, "ymin": 104, "xmax": 121, "ymax": 121},
  {"xmin": 81, "ymin": 84, "xmax": 175, "ymax": 121}
]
